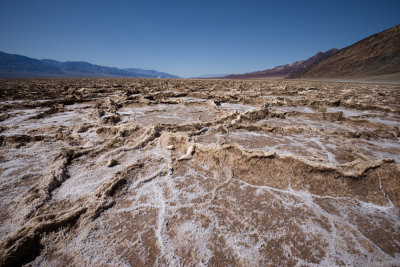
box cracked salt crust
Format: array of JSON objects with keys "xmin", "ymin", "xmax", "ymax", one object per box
[{"xmin": 1, "ymin": 78, "xmax": 399, "ymax": 266}]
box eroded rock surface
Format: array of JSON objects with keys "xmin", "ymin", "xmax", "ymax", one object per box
[{"xmin": 0, "ymin": 78, "xmax": 399, "ymax": 266}]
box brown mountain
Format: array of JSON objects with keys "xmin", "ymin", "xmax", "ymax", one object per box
[
  {"xmin": 222, "ymin": 48, "xmax": 338, "ymax": 79},
  {"xmin": 289, "ymin": 24, "xmax": 400, "ymax": 79}
]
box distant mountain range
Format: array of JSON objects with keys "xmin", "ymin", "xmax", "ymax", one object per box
[
  {"xmin": 1, "ymin": 24, "xmax": 399, "ymax": 80},
  {"xmin": 193, "ymin": 73, "xmax": 229, "ymax": 78},
  {"xmin": 288, "ymin": 24, "xmax": 400, "ymax": 79},
  {"xmin": 221, "ymin": 24, "xmax": 400, "ymax": 80},
  {"xmin": 0, "ymin": 51, "xmax": 179, "ymax": 78},
  {"xmin": 222, "ymin": 49, "xmax": 339, "ymax": 79}
]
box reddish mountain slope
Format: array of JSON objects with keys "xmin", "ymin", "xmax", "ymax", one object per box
[
  {"xmin": 289, "ymin": 24, "xmax": 400, "ymax": 79},
  {"xmin": 222, "ymin": 49, "xmax": 338, "ymax": 79}
]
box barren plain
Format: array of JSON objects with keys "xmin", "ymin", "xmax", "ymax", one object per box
[{"xmin": 0, "ymin": 78, "xmax": 399, "ymax": 266}]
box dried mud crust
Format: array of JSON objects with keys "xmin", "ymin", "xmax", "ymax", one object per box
[{"xmin": 0, "ymin": 78, "xmax": 400, "ymax": 266}]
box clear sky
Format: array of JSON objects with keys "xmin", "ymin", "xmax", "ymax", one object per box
[{"xmin": 0, "ymin": 0, "xmax": 399, "ymax": 77}]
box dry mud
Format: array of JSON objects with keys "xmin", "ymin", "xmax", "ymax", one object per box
[{"xmin": 0, "ymin": 78, "xmax": 399, "ymax": 266}]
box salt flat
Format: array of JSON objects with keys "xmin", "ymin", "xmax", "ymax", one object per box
[{"xmin": 0, "ymin": 78, "xmax": 399, "ymax": 266}]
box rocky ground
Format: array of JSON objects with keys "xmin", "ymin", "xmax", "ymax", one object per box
[{"xmin": 0, "ymin": 78, "xmax": 399, "ymax": 266}]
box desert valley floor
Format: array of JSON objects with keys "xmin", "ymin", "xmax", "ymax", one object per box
[{"xmin": 0, "ymin": 78, "xmax": 399, "ymax": 266}]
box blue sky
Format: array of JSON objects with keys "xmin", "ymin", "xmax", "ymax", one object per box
[{"xmin": 0, "ymin": 0, "xmax": 399, "ymax": 77}]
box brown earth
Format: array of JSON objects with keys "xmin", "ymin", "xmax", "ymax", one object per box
[{"xmin": 0, "ymin": 78, "xmax": 399, "ymax": 266}]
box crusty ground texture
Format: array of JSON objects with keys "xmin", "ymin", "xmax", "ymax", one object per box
[{"xmin": 0, "ymin": 78, "xmax": 399, "ymax": 266}]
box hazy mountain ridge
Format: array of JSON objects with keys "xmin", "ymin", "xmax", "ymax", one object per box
[
  {"xmin": 288, "ymin": 24, "xmax": 400, "ymax": 79},
  {"xmin": 122, "ymin": 68, "xmax": 179, "ymax": 78},
  {"xmin": 193, "ymin": 73, "xmax": 229, "ymax": 78},
  {"xmin": 221, "ymin": 25, "xmax": 400, "ymax": 80},
  {"xmin": 0, "ymin": 51, "xmax": 179, "ymax": 78},
  {"xmin": 1, "ymin": 24, "xmax": 399, "ymax": 80},
  {"xmin": 222, "ymin": 49, "xmax": 339, "ymax": 79}
]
